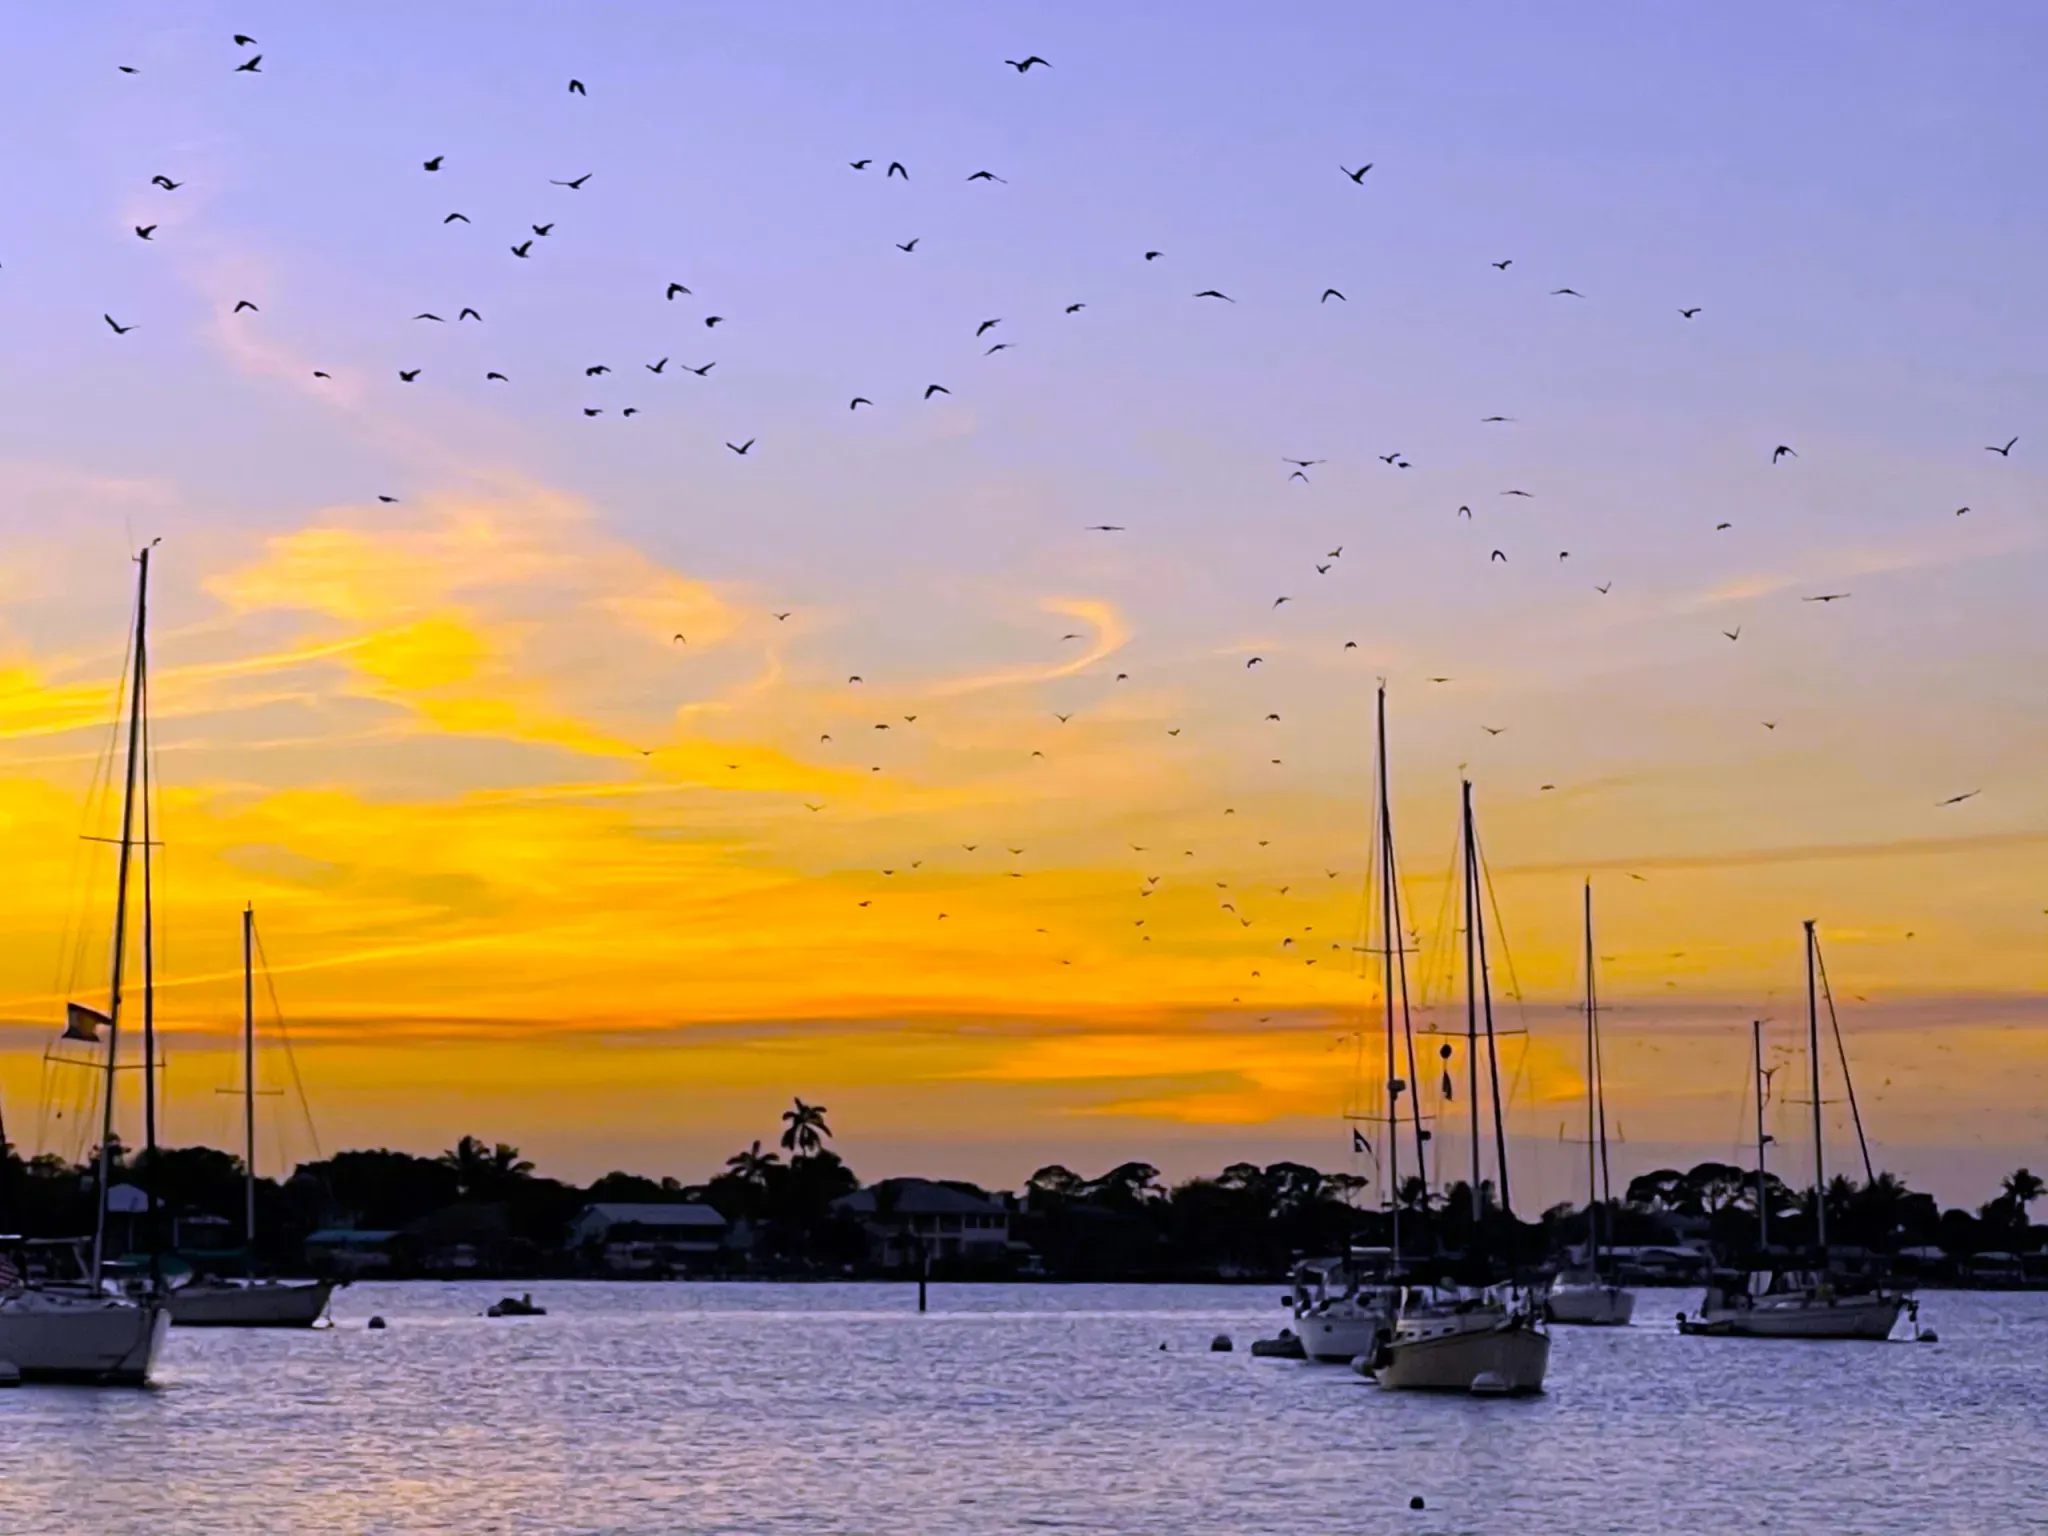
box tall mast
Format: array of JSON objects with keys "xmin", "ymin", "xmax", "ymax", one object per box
[
  {"xmin": 1461, "ymin": 781, "xmax": 1481, "ymax": 1223},
  {"xmin": 90, "ymin": 546, "xmax": 150, "ymax": 1288},
  {"xmin": 1753, "ymin": 1019, "xmax": 1769, "ymax": 1252},
  {"xmin": 1376, "ymin": 686, "xmax": 1427, "ymax": 1198},
  {"xmin": 243, "ymin": 902, "xmax": 258, "ymax": 1259},
  {"xmin": 1805, "ymin": 920, "xmax": 1827, "ymax": 1254},
  {"xmin": 1583, "ymin": 881, "xmax": 1597, "ymax": 1266},
  {"xmin": 1471, "ymin": 799, "xmax": 1510, "ymax": 1217},
  {"xmin": 1375, "ymin": 687, "xmax": 1400, "ymax": 1262},
  {"xmin": 139, "ymin": 629, "xmax": 159, "ymax": 1289}
]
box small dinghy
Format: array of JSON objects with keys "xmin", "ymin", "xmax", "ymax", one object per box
[
  {"xmin": 1250, "ymin": 1329, "xmax": 1307, "ymax": 1359},
  {"xmin": 486, "ymin": 1293, "xmax": 546, "ymax": 1318}
]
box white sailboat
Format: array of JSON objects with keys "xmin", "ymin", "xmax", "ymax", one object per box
[
  {"xmin": 169, "ymin": 905, "xmax": 334, "ymax": 1328},
  {"xmin": 1290, "ymin": 686, "xmax": 1418, "ymax": 1362},
  {"xmin": 1546, "ymin": 882, "xmax": 1635, "ymax": 1327},
  {"xmin": 1371, "ymin": 780, "xmax": 1550, "ymax": 1394},
  {"xmin": 0, "ymin": 548, "xmax": 170, "ymax": 1384},
  {"xmin": 1680, "ymin": 923, "xmax": 1913, "ymax": 1342}
]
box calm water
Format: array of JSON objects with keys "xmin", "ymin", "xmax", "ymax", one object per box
[{"xmin": 0, "ymin": 1282, "xmax": 2039, "ymax": 1534}]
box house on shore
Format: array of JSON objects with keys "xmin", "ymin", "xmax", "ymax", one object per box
[
  {"xmin": 833, "ymin": 1178, "xmax": 1013, "ymax": 1269},
  {"xmin": 569, "ymin": 1202, "xmax": 729, "ymax": 1275}
]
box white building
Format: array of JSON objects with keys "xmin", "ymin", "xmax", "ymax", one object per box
[
  {"xmin": 568, "ymin": 1202, "xmax": 728, "ymax": 1274},
  {"xmin": 833, "ymin": 1178, "xmax": 1011, "ymax": 1267}
]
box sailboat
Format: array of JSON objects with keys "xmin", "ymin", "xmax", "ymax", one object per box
[
  {"xmin": 1291, "ymin": 685, "xmax": 1411, "ymax": 1363},
  {"xmin": 1545, "ymin": 882, "xmax": 1636, "ymax": 1326},
  {"xmin": 168, "ymin": 905, "xmax": 334, "ymax": 1327},
  {"xmin": 0, "ymin": 548, "xmax": 171, "ymax": 1384},
  {"xmin": 1370, "ymin": 780, "xmax": 1550, "ymax": 1394},
  {"xmin": 1679, "ymin": 922, "xmax": 1914, "ymax": 1341}
]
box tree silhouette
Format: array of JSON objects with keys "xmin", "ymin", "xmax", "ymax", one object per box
[
  {"xmin": 779, "ymin": 1099, "xmax": 832, "ymax": 1159},
  {"xmin": 437, "ymin": 1135, "xmax": 534, "ymax": 1198}
]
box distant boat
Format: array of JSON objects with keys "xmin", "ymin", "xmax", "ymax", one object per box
[
  {"xmin": 1546, "ymin": 882, "xmax": 1635, "ymax": 1328},
  {"xmin": 0, "ymin": 550, "xmax": 170, "ymax": 1383},
  {"xmin": 169, "ymin": 904, "xmax": 334, "ymax": 1328},
  {"xmin": 1679, "ymin": 923, "xmax": 1913, "ymax": 1342},
  {"xmin": 1372, "ymin": 781, "xmax": 1550, "ymax": 1394}
]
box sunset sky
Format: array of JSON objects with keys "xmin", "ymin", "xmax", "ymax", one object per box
[{"xmin": 1, "ymin": 3, "xmax": 2043, "ymax": 1207}]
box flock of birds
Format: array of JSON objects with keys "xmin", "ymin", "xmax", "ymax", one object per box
[{"xmin": 77, "ymin": 33, "xmax": 2029, "ymax": 1004}]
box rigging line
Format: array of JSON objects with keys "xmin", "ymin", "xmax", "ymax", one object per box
[
  {"xmin": 1470, "ymin": 815, "xmax": 1533, "ymax": 1118},
  {"xmin": 49, "ymin": 603, "xmax": 138, "ymax": 1023},
  {"xmin": 1812, "ymin": 936, "xmax": 1875, "ymax": 1185},
  {"xmin": 251, "ymin": 919, "xmax": 323, "ymax": 1162},
  {"xmin": 1471, "ymin": 820, "xmax": 1512, "ymax": 1219}
]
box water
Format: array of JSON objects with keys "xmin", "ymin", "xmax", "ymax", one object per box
[{"xmin": 0, "ymin": 1282, "xmax": 2037, "ymax": 1534}]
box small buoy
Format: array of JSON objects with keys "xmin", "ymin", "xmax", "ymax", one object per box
[
  {"xmin": 1410, "ymin": 1495, "xmax": 1425, "ymax": 1510},
  {"xmin": 0, "ymin": 1360, "xmax": 20, "ymax": 1387},
  {"xmin": 367, "ymin": 1316, "xmax": 387, "ymax": 1330},
  {"xmin": 1918, "ymin": 1328, "xmax": 1939, "ymax": 1344},
  {"xmin": 1159, "ymin": 1341, "xmax": 1167, "ymax": 1350},
  {"xmin": 1211, "ymin": 1334, "xmax": 1233, "ymax": 1352}
]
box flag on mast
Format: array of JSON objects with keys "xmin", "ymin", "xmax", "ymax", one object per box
[{"xmin": 63, "ymin": 1002, "xmax": 111, "ymax": 1043}]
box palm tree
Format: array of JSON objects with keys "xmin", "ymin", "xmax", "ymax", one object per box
[
  {"xmin": 2003, "ymin": 1168, "xmax": 2044, "ymax": 1213},
  {"xmin": 438, "ymin": 1135, "xmax": 533, "ymax": 1197},
  {"xmin": 779, "ymin": 1098, "xmax": 832, "ymax": 1159},
  {"xmin": 726, "ymin": 1140, "xmax": 781, "ymax": 1188}
]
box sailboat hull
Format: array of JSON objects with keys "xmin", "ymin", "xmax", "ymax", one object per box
[
  {"xmin": 1297, "ymin": 1302, "xmax": 1396, "ymax": 1363},
  {"xmin": 1373, "ymin": 1313, "xmax": 1551, "ymax": 1394},
  {"xmin": 1545, "ymin": 1281, "xmax": 1635, "ymax": 1326},
  {"xmin": 169, "ymin": 1278, "xmax": 334, "ymax": 1327},
  {"xmin": 0, "ymin": 1290, "xmax": 169, "ymax": 1384},
  {"xmin": 1680, "ymin": 1293, "xmax": 1904, "ymax": 1340}
]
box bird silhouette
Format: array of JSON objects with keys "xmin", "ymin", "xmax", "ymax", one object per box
[
  {"xmin": 666, "ymin": 283, "xmax": 692, "ymax": 299},
  {"xmin": 887, "ymin": 162, "xmax": 907, "ymax": 179},
  {"xmin": 415, "ymin": 312, "xmax": 444, "ymax": 322},
  {"xmin": 727, "ymin": 439, "xmax": 755, "ymax": 455},
  {"xmin": 1491, "ymin": 550, "xmax": 1506, "ymax": 562},
  {"xmin": 850, "ymin": 159, "xmax": 872, "ymax": 170},
  {"xmin": 1084, "ymin": 524, "xmax": 1124, "ymax": 532},
  {"xmin": 1492, "ymin": 259, "xmax": 1512, "ymax": 269},
  {"xmin": 684, "ymin": 362, "xmax": 715, "ymax": 376},
  {"xmin": 1772, "ymin": 445, "xmax": 1797, "ymax": 462},
  {"xmin": 532, "ymin": 223, "xmax": 554, "ymax": 236},
  {"xmin": 586, "ymin": 365, "xmax": 610, "ymax": 376},
  {"xmin": 134, "ymin": 225, "xmax": 156, "ymax": 240},
  {"xmin": 150, "ymin": 175, "xmax": 181, "ymax": 190},
  {"xmin": 551, "ymin": 174, "xmax": 593, "ymax": 189},
  {"xmin": 232, "ymin": 300, "xmax": 257, "ymax": 313},
  {"xmin": 233, "ymin": 33, "xmax": 256, "ymax": 45},
  {"xmin": 1938, "ymin": 790, "xmax": 1981, "ymax": 806},
  {"xmin": 896, "ymin": 239, "xmax": 919, "ymax": 252},
  {"xmin": 966, "ymin": 170, "xmax": 1007, "ymax": 183},
  {"xmin": 924, "ymin": 384, "xmax": 950, "ymax": 399},
  {"xmin": 511, "ymin": 240, "xmax": 532, "ymax": 258},
  {"xmin": 423, "ymin": 155, "xmax": 444, "ymax": 172},
  {"xmin": 1986, "ymin": 437, "xmax": 2017, "ymax": 456},
  {"xmin": 985, "ymin": 343, "xmax": 1012, "ymax": 355},
  {"xmin": 1679, "ymin": 306, "xmax": 1701, "ymax": 318},
  {"xmin": 1551, "ymin": 287, "xmax": 1583, "ymax": 297},
  {"xmin": 850, "ymin": 397, "xmax": 871, "ymax": 409},
  {"xmin": 398, "ymin": 368, "xmax": 420, "ymax": 382},
  {"xmin": 976, "ymin": 319, "xmax": 1001, "ymax": 336},
  {"xmin": 234, "ymin": 55, "xmax": 262, "ymax": 72},
  {"xmin": 443, "ymin": 212, "xmax": 469, "ymax": 223},
  {"xmin": 1320, "ymin": 288, "xmax": 1345, "ymax": 302},
  {"xmin": 1595, "ymin": 582, "xmax": 1612, "ymax": 594},
  {"xmin": 1005, "ymin": 56, "xmax": 1051, "ymax": 72},
  {"xmin": 1723, "ymin": 627, "xmax": 1741, "ymax": 641},
  {"xmin": 1065, "ymin": 303, "xmax": 1085, "ymax": 313},
  {"xmin": 647, "ymin": 358, "xmax": 667, "ymax": 373},
  {"xmin": 486, "ymin": 371, "xmax": 507, "ymax": 381},
  {"xmin": 1144, "ymin": 251, "xmax": 1163, "ymax": 261},
  {"xmin": 1341, "ymin": 164, "xmax": 1373, "ymax": 182},
  {"xmin": 1803, "ymin": 593, "xmax": 1850, "ymax": 603},
  {"xmin": 704, "ymin": 316, "xmax": 724, "ymax": 327},
  {"xmin": 1194, "ymin": 289, "xmax": 1234, "ymax": 302},
  {"xmin": 568, "ymin": 79, "xmax": 587, "ymax": 95}
]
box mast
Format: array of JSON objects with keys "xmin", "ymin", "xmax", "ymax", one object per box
[
  {"xmin": 1805, "ymin": 920, "xmax": 1827, "ymax": 1254},
  {"xmin": 1375, "ymin": 688, "xmax": 1400, "ymax": 1262},
  {"xmin": 139, "ymin": 627, "xmax": 160, "ymax": 1290},
  {"xmin": 1753, "ymin": 1019, "xmax": 1769, "ymax": 1252},
  {"xmin": 1473, "ymin": 806, "xmax": 1510, "ymax": 1217},
  {"xmin": 1376, "ymin": 686, "xmax": 1428, "ymax": 1199},
  {"xmin": 1583, "ymin": 881, "xmax": 1598, "ymax": 1267},
  {"xmin": 90, "ymin": 546, "xmax": 150, "ymax": 1288},
  {"xmin": 243, "ymin": 902, "xmax": 257, "ymax": 1261},
  {"xmin": 1461, "ymin": 781, "xmax": 1481, "ymax": 1223}
]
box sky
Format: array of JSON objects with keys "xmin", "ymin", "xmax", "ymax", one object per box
[{"xmin": 0, "ymin": 2, "xmax": 2043, "ymax": 1209}]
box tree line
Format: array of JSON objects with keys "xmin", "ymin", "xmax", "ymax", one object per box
[{"xmin": 2, "ymin": 1102, "xmax": 2040, "ymax": 1280}]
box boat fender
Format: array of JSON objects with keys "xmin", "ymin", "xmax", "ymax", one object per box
[
  {"xmin": 367, "ymin": 1316, "xmax": 387, "ymax": 1330},
  {"xmin": 1210, "ymin": 1334, "xmax": 1233, "ymax": 1352},
  {"xmin": 1409, "ymin": 1496, "xmax": 1426, "ymax": 1511},
  {"xmin": 1917, "ymin": 1329, "xmax": 1939, "ymax": 1343}
]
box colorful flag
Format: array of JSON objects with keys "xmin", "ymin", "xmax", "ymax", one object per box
[{"xmin": 63, "ymin": 1002, "xmax": 111, "ymax": 1042}]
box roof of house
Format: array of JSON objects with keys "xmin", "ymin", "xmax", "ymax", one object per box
[
  {"xmin": 574, "ymin": 1202, "xmax": 726, "ymax": 1230},
  {"xmin": 834, "ymin": 1178, "xmax": 1006, "ymax": 1218}
]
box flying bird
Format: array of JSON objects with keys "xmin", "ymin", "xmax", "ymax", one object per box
[
  {"xmin": 966, "ymin": 170, "xmax": 1007, "ymax": 182},
  {"xmin": 1938, "ymin": 790, "xmax": 1981, "ymax": 806},
  {"xmin": 1985, "ymin": 437, "xmax": 2017, "ymax": 456},
  {"xmin": 586, "ymin": 365, "xmax": 610, "ymax": 376},
  {"xmin": 924, "ymin": 384, "xmax": 950, "ymax": 399},
  {"xmin": 233, "ymin": 34, "xmax": 256, "ymax": 45},
  {"xmin": 1341, "ymin": 164, "xmax": 1373, "ymax": 182},
  {"xmin": 1679, "ymin": 307, "xmax": 1701, "ymax": 318},
  {"xmin": 976, "ymin": 319, "xmax": 1001, "ymax": 336},
  {"xmin": 1772, "ymin": 445, "xmax": 1798, "ymax": 462},
  {"xmin": 984, "ymin": 343, "xmax": 1011, "ymax": 354},
  {"xmin": 1492, "ymin": 259, "xmax": 1512, "ymax": 269},
  {"xmin": 485, "ymin": 371, "xmax": 507, "ymax": 381},
  {"xmin": 234, "ymin": 55, "xmax": 262, "ymax": 72},
  {"xmin": 1005, "ymin": 56, "xmax": 1051, "ymax": 72},
  {"xmin": 1501, "ymin": 489, "xmax": 1534, "ymax": 498},
  {"xmin": 887, "ymin": 162, "xmax": 907, "ymax": 179},
  {"xmin": 1481, "ymin": 416, "xmax": 1514, "ymax": 423},
  {"xmin": 150, "ymin": 175, "xmax": 181, "ymax": 190},
  {"xmin": 550, "ymin": 174, "xmax": 593, "ymax": 189},
  {"xmin": 423, "ymin": 156, "xmax": 444, "ymax": 172},
  {"xmin": 1144, "ymin": 250, "xmax": 1162, "ymax": 261},
  {"xmin": 849, "ymin": 397, "xmax": 871, "ymax": 409},
  {"xmin": 704, "ymin": 316, "xmax": 724, "ymax": 327},
  {"xmin": 414, "ymin": 312, "xmax": 444, "ymax": 322},
  {"xmin": 1482, "ymin": 726, "xmax": 1505, "ymax": 736},
  {"xmin": 398, "ymin": 368, "xmax": 420, "ymax": 382},
  {"xmin": 727, "ymin": 439, "xmax": 755, "ymax": 455},
  {"xmin": 1595, "ymin": 582, "xmax": 1612, "ymax": 594},
  {"xmin": 133, "ymin": 224, "xmax": 156, "ymax": 240},
  {"xmin": 896, "ymin": 238, "xmax": 919, "ymax": 252},
  {"xmin": 647, "ymin": 358, "xmax": 667, "ymax": 373},
  {"xmin": 1065, "ymin": 303, "xmax": 1085, "ymax": 313},
  {"xmin": 1551, "ymin": 287, "xmax": 1583, "ymax": 297},
  {"xmin": 1084, "ymin": 524, "xmax": 1124, "ymax": 531},
  {"xmin": 666, "ymin": 283, "xmax": 692, "ymax": 299},
  {"xmin": 1803, "ymin": 593, "xmax": 1850, "ymax": 603},
  {"xmin": 232, "ymin": 300, "xmax": 257, "ymax": 313},
  {"xmin": 1491, "ymin": 550, "xmax": 1506, "ymax": 562},
  {"xmin": 1723, "ymin": 627, "xmax": 1741, "ymax": 641},
  {"xmin": 1272, "ymin": 596, "xmax": 1291, "ymax": 607},
  {"xmin": 511, "ymin": 240, "xmax": 532, "ymax": 258},
  {"xmin": 1320, "ymin": 288, "xmax": 1345, "ymax": 303},
  {"xmin": 443, "ymin": 212, "xmax": 469, "ymax": 223},
  {"xmin": 1194, "ymin": 289, "xmax": 1234, "ymax": 302},
  {"xmin": 1246, "ymin": 657, "xmax": 1263, "ymax": 668},
  {"xmin": 684, "ymin": 362, "xmax": 714, "ymax": 376},
  {"xmin": 568, "ymin": 79, "xmax": 587, "ymax": 95},
  {"xmin": 532, "ymin": 223, "xmax": 554, "ymax": 236}
]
